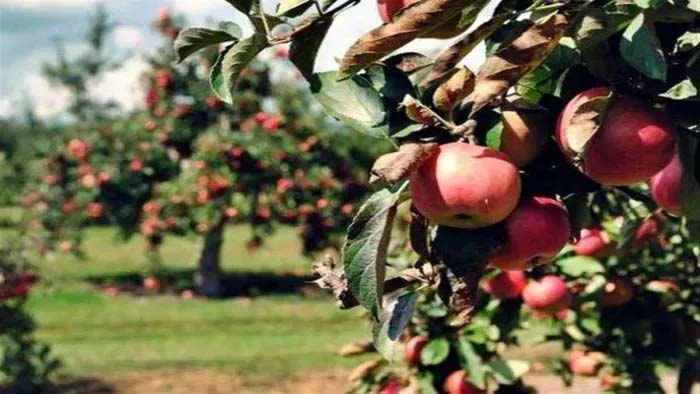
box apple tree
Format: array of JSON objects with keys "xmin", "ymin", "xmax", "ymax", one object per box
[
  {"xmin": 178, "ymin": 0, "xmax": 700, "ymax": 392},
  {"xmin": 24, "ymin": 10, "xmax": 383, "ymax": 297}
]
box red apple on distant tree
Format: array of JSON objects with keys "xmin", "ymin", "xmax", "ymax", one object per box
[
  {"xmin": 379, "ymin": 380, "xmax": 405, "ymax": 394},
  {"xmin": 143, "ymin": 277, "xmax": 161, "ymax": 293},
  {"xmin": 634, "ymin": 217, "xmax": 660, "ymax": 248},
  {"xmin": 568, "ymin": 349, "xmax": 605, "ymax": 376},
  {"xmin": 410, "ymin": 142, "xmax": 521, "ymax": 229},
  {"xmin": 556, "ymin": 87, "xmax": 675, "ymax": 186},
  {"xmin": 649, "ymin": 155, "xmax": 683, "ymax": 216},
  {"xmin": 522, "ymin": 275, "xmax": 571, "ymax": 313},
  {"xmin": 404, "ymin": 336, "xmax": 428, "ymax": 364},
  {"xmin": 575, "ymin": 228, "xmax": 615, "ymax": 257},
  {"xmin": 443, "ymin": 370, "xmax": 486, "ymax": 394},
  {"xmin": 482, "ymin": 271, "xmax": 527, "ymax": 299},
  {"xmin": 488, "ymin": 196, "xmax": 570, "ymax": 271}
]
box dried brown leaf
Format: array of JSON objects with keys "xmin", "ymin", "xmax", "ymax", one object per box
[
  {"xmin": 338, "ymin": 0, "xmax": 467, "ymax": 80},
  {"xmin": 370, "ymin": 142, "xmax": 439, "ymax": 185},
  {"xmin": 348, "ymin": 359, "xmax": 383, "ymax": 381},
  {"xmin": 566, "ymin": 92, "xmax": 612, "ymax": 155},
  {"xmin": 423, "ymin": 12, "xmax": 513, "ymax": 87},
  {"xmin": 338, "ymin": 340, "xmax": 375, "ymax": 357},
  {"xmin": 409, "ymin": 205, "xmax": 429, "ymax": 258},
  {"xmin": 470, "ymin": 13, "xmax": 570, "ymax": 114},
  {"xmin": 433, "ymin": 67, "xmax": 475, "ymax": 113}
]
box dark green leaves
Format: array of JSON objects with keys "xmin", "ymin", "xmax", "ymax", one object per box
[
  {"xmin": 620, "ymin": 13, "xmax": 667, "ymax": 81},
  {"xmin": 223, "ymin": 0, "xmax": 254, "ymax": 14},
  {"xmin": 343, "ymin": 184, "xmax": 405, "ymax": 317},
  {"xmin": 174, "ymin": 28, "xmax": 238, "ymax": 63},
  {"xmin": 457, "ymin": 338, "xmax": 487, "ymax": 389},
  {"xmin": 372, "ymin": 291, "xmax": 418, "ymax": 360},
  {"xmin": 420, "ymin": 338, "xmax": 450, "ymax": 365},
  {"xmin": 311, "ymin": 71, "xmax": 388, "ymax": 138},
  {"xmin": 210, "ymin": 34, "xmax": 268, "ymax": 104},
  {"xmin": 289, "ymin": 18, "xmax": 333, "ymax": 81}
]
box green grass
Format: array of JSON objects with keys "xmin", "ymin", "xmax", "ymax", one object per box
[{"xmin": 25, "ymin": 225, "xmax": 369, "ymax": 378}]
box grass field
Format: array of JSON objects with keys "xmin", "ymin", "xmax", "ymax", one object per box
[{"xmin": 19, "ymin": 224, "xmax": 370, "ymax": 382}]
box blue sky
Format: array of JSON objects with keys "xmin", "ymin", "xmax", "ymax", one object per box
[{"xmin": 0, "ymin": 0, "xmax": 491, "ymax": 120}]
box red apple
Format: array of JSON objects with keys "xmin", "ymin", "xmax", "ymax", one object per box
[
  {"xmin": 410, "ymin": 142, "xmax": 521, "ymax": 229},
  {"xmin": 522, "ymin": 275, "xmax": 571, "ymax": 313},
  {"xmin": 601, "ymin": 278, "xmax": 634, "ymax": 307},
  {"xmin": 575, "ymin": 228, "xmax": 615, "ymax": 257},
  {"xmin": 634, "ymin": 217, "xmax": 660, "ymax": 248},
  {"xmin": 379, "ymin": 380, "xmax": 405, "ymax": 394},
  {"xmin": 556, "ymin": 87, "xmax": 674, "ymax": 186},
  {"xmin": 377, "ymin": 0, "xmax": 413, "ymax": 23},
  {"xmin": 482, "ymin": 271, "xmax": 527, "ymax": 299},
  {"xmin": 649, "ymin": 155, "xmax": 682, "ymax": 216},
  {"xmin": 87, "ymin": 202, "xmax": 104, "ymax": 219},
  {"xmin": 404, "ymin": 336, "xmax": 428, "ymax": 364},
  {"xmin": 600, "ymin": 374, "xmax": 616, "ymax": 390},
  {"xmin": 443, "ymin": 370, "xmax": 486, "ymax": 394},
  {"xmin": 568, "ymin": 349, "xmax": 605, "ymax": 376},
  {"xmin": 488, "ymin": 196, "xmax": 570, "ymax": 271},
  {"xmin": 143, "ymin": 277, "xmax": 161, "ymax": 293},
  {"xmin": 67, "ymin": 139, "xmax": 89, "ymax": 160},
  {"xmin": 130, "ymin": 159, "xmax": 143, "ymax": 172}
]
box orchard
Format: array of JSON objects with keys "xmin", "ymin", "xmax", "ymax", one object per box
[{"xmin": 173, "ymin": 0, "xmax": 700, "ymax": 393}]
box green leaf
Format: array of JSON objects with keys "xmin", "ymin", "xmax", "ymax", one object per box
[
  {"xmin": 223, "ymin": 0, "xmax": 254, "ymax": 14},
  {"xmin": 372, "ymin": 291, "xmax": 418, "ymax": 360},
  {"xmin": 209, "ymin": 34, "xmax": 268, "ymax": 104},
  {"xmin": 660, "ymin": 79, "xmax": 698, "ymax": 100},
  {"xmin": 417, "ymin": 371, "xmax": 439, "ymax": 394},
  {"xmin": 486, "ymin": 120, "xmax": 503, "ymax": 151},
  {"xmin": 365, "ymin": 64, "xmax": 416, "ymax": 106},
  {"xmin": 289, "ymin": 18, "xmax": 333, "ymax": 81},
  {"xmin": 219, "ymin": 22, "xmax": 243, "ymax": 38},
  {"xmin": 556, "ymin": 256, "xmax": 605, "ymax": 277},
  {"xmin": 343, "ymin": 184, "xmax": 405, "ymax": 316},
  {"xmin": 674, "ymin": 30, "xmax": 700, "ymax": 53},
  {"xmin": 620, "ymin": 13, "xmax": 667, "ymax": 81},
  {"xmin": 456, "ymin": 337, "xmax": 487, "ymax": 389},
  {"xmin": 174, "ymin": 28, "xmax": 237, "ymax": 63},
  {"xmin": 634, "ymin": 0, "xmax": 664, "ymax": 8},
  {"xmin": 276, "ymin": 0, "xmax": 313, "ymax": 16},
  {"xmin": 488, "ymin": 360, "xmax": 530, "ymax": 384},
  {"xmin": 420, "ymin": 338, "xmax": 450, "ymax": 366},
  {"xmin": 458, "ymin": 0, "xmax": 492, "ymax": 29},
  {"xmin": 675, "ymin": 0, "xmax": 700, "ymax": 12},
  {"xmin": 678, "ymin": 127, "xmax": 700, "ymax": 219},
  {"xmin": 310, "ymin": 71, "xmax": 389, "ymax": 138}
]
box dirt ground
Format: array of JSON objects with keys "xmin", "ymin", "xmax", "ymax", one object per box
[{"xmin": 55, "ymin": 369, "xmax": 690, "ymax": 394}]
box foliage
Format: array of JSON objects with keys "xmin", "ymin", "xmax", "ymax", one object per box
[
  {"xmin": 0, "ymin": 239, "xmax": 60, "ymax": 393},
  {"xmin": 181, "ymin": 0, "xmax": 700, "ymax": 392}
]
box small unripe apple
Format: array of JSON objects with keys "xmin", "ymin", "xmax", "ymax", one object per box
[
  {"xmin": 443, "ymin": 370, "xmax": 486, "ymax": 394},
  {"xmin": 488, "ymin": 196, "xmax": 570, "ymax": 271},
  {"xmin": 574, "ymin": 228, "xmax": 615, "ymax": 258},
  {"xmin": 404, "ymin": 336, "xmax": 428, "ymax": 364},
  {"xmin": 500, "ymin": 109, "xmax": 550, "ymax": 168},
  {"xmin": 482, "ymin": 271, "xmax": 527, "ymax": 299},
  {"xmin": 649, "ymin": 155, "xmax": 682, "ymax": 216},
  {"xmin": 410, "ymin": 142, "xmax": 521, "ymax": 229},
  {"xmin": 522, "ymin": 275, "xmax": 571, "ymax": 313},
  {"xmin": 601, "ymin": 278, "xmax": 634, "ymax": 307},
  {"xmin": 556, "ymin": 87, "xmax": 674, "ymax": 186}
]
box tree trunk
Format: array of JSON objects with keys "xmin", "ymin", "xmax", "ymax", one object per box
[{"xmin": 195, "ymin": 220, "xmax": 225, "ymax": 297}]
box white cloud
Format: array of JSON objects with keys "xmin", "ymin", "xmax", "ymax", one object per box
[
  {"xmin": 26, "ymin": 74, "xmax": 73, "ymax": 119},
  {"xmin": 0, "ymin": 96, "xmax": 12, "ymax": 118},
  {"xmin": 112, "ymin": 25, "xmax": 143, "ymax": 49},
  {"xmin": 0, "ymin": 0, "xmax": 98, "ymax": 8},
  {"xmin": 87, "ymin": 55, "xmax": 151, "ymax": 112}
]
